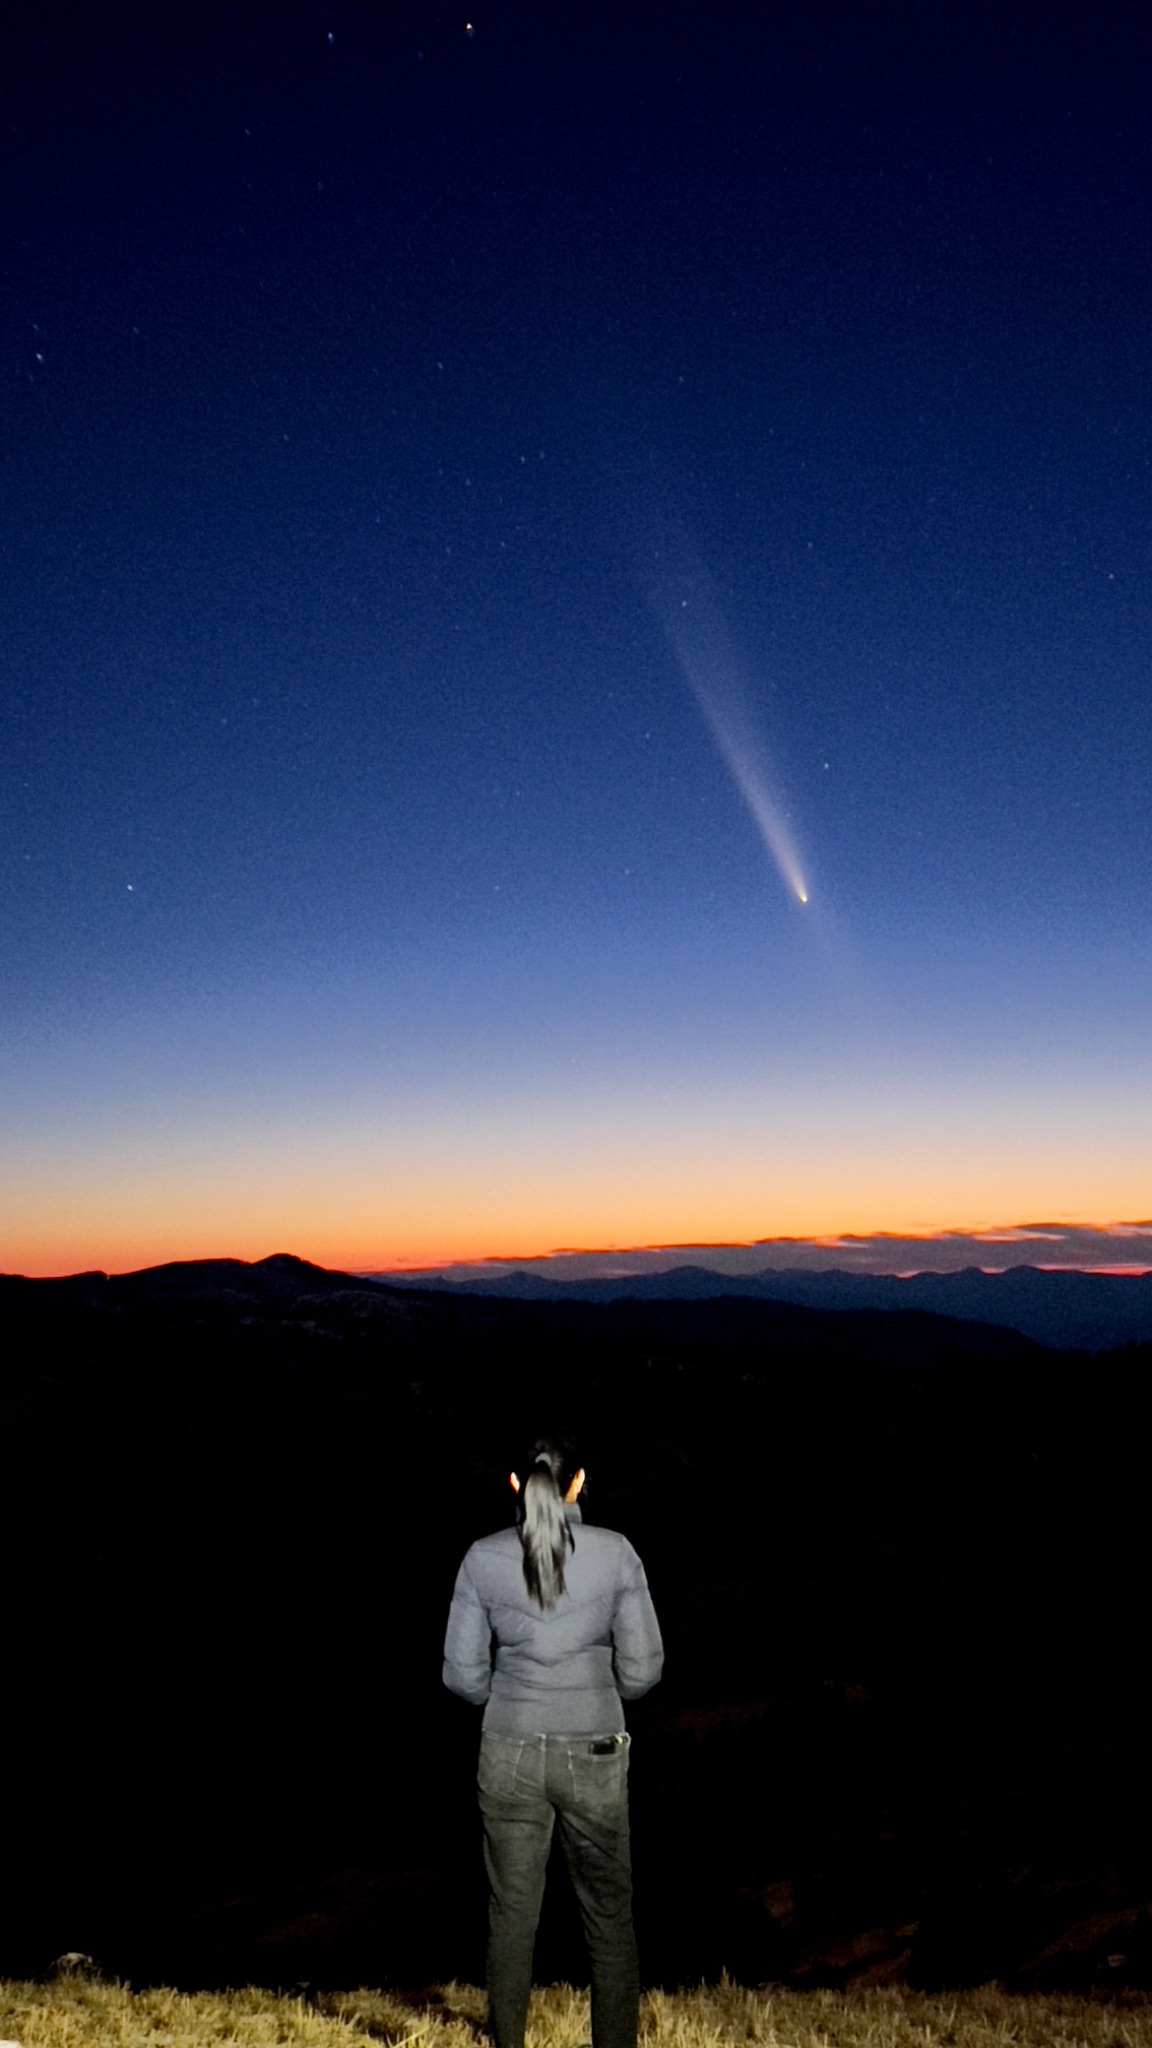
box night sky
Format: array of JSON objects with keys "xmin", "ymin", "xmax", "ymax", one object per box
[{"xmin": 4, "ymin": 1, "xmax": 1151, "ymax": 1276}]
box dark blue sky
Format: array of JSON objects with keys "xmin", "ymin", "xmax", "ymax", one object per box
[{"xmin": 4, "ymin": 1, "xmax": 1151, "ymax": 1272}]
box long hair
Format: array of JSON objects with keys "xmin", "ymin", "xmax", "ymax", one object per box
[{"xmin": 516, "ymin": 1439, "xmax": 580, "ymax": 1610}]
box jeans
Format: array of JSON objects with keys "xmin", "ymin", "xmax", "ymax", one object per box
[{"xmin": 478, "ymin": 1729, "xmax": 639, "ymax": 2048}]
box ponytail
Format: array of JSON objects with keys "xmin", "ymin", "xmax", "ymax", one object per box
[{"xmin": 516, "ymin": 1440, "xmax": 579, "ymax": 1610}]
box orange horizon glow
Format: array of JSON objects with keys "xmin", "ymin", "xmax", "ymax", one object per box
[
  {"xmin": 6, "ymin": 1211, "xmax": 1152, "ymax": 1282},
  {"xmin": 6, "ymin": 999, "xmax": 1150, "ymax": 1280}
]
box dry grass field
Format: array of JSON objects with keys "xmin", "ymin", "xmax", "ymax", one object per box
[{"xmin": 2, "ymin": 1976, "xmax": 1151, "ymax": 2048}]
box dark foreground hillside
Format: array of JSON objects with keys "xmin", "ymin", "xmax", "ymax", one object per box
[{"xmin": 3, "ymin": 1254, "xmax": 1151, "ymax": 1993}]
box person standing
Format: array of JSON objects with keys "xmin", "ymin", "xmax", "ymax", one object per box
[{"xmin": 443, "ymin": 1440, "xmax": 663, "ymax": 2048}]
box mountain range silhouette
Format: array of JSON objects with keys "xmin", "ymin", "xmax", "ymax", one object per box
[{"xmin": 379, "ymin": 1261, "xmax": 1152, "ymax": 1352}]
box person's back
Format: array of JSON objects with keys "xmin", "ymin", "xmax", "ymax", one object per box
[
  {"xmin": 444, "ymin": 1513, "xmax": 663, "ymax": 1732},
  {"xmin": 443, "ymin": 1440, "xmax": 663, "ymax": 2048}
]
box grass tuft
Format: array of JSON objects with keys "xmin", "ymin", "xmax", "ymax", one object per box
[{"xmin": 3, "ymin": 1977, "xmax": 1152, "ymax": 2048}]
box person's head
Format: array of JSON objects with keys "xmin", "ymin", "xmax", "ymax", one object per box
[{"xmin": 509, "ymin": 1438, "xmax": 585, "ymax": 1609}]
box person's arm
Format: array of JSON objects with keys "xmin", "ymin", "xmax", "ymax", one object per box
[
  {"xmin": 611, "ymin": 1539, "xmax": 664, "ymax": 1699},
  {"xmin": 442, "ymin": 1552, "xmax": 494, "ymax": 1705}
]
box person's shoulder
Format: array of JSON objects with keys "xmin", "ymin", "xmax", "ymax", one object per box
[
  {"xmin": 580, "ymin": 1520, "xmax": 631, "ymax": 1545},
  {"xmin": 578, "ymin": 1522, "xmax": 643, "ymax": 1565},
  {"xmin": 461, "ymin": 1526, "xmax": 520, "ymax": 1571}
]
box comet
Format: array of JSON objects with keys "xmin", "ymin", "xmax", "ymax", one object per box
[{"xmin": 649, "ymin": 548, "xmax": 810, "ymax": 908}]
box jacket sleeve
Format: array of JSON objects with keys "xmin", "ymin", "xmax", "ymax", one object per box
[
  {"xmin": 611, "ymin": 1540, "xmax": 664, "ymax": 1699},
  {"xmin": 442, "ymin": 1551, "xmax": 493, "ymax": 1705}
]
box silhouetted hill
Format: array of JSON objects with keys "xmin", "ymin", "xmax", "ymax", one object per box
[
  {"xmin": 380, "ymin": 1261, "xmax": 1152, "ymax": 1351},
  {"xmin": 2, "ymin": 1249, "xmax": 365, "ymax": 1306},
  {"xmin": 3, "ymin": 1252, "xmax": 1152, "ymax": 1993}
]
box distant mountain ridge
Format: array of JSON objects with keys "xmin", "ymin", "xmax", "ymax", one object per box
[
  {"xmin": 0, "ymin": 1251, "xmax": 1053, "ymax": 1375},
  {"xmin": 9, "ymin": 1251, "xmax": 1152, "ymax": 1352},
  {"xmin": 374, "ymin": 1261, "xmax": 1152, "ymax": 1352}
]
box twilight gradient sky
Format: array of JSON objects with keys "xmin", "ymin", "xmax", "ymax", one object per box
[{"xmin": 3, "ymin": 1, "xmax": 1151, "ymax": 1277}]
